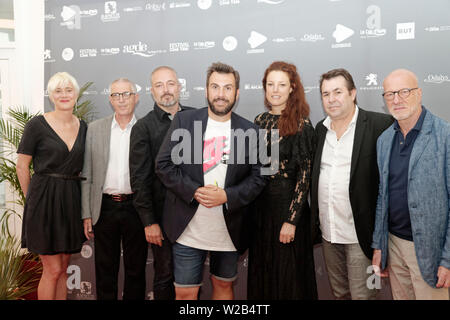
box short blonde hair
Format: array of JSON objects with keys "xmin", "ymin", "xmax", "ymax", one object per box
[{"xmin": 47, "ymin": 72, "xmax": 80, "ymax": 102}]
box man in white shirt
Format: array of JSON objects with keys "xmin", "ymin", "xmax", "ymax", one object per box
[
  {"xmin": 310, "ymin": 69, "xmax": 392, "ymax": 299},
  {"xmin": 81, "ymin": 78, "xmax": 148, "ymax": 300}
]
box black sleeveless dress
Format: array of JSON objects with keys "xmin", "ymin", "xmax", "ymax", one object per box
[
  {"xmin": 248, "ymin": 112, "xmax": 318, "ymax": 300},
  {"xmin": 18, "ymin": 115, "xmax": 87, "ymax": 255}
]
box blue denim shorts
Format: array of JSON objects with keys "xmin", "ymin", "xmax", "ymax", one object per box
[{"xmin": 172, "ymin": 242, "xmax": 239, "ymax": 287}]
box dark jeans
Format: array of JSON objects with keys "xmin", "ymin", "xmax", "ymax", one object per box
[
  {"xmin": 151, "ymin": 228, "xmax": 175, "ymax": 300},
  {"xmin": 94, "ymin": 196, "xmax": 148, "ymax": 300}
]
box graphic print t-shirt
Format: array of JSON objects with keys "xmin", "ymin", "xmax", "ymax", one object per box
[{"xmin": 176, "ymin": 117, "xmax": 236, "ymax": 251}]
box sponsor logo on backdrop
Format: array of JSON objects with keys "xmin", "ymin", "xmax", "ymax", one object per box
[
  {"xmin": 300, "ymin": 33, "xmax": 325, "ymax": 42},
  {"xmin": 198, "ymin": 0, "xmax": 212, "ymax": 10},
  {"xmin": 80, "ymin": 245, "xmax": 93, "ymax": 259},
  {"xmin": 80, "ymin": 48, "xmax": 97, "ymax": 58},
  {"xmin": 60, "ymin": 5, "xmax": 81, "ymax": 30},
  {"xmin": 145, "ymin": 2, "xmax": 167, "ymax": 11},
  {"xmin": 80, "ymin": 281, "xmax": 92, "ymax": 295},
  {"xmin": 219, "ymin": 0, "xmax": 240, "ymax": 6},
  {"xmin": 272, "ymin": 36, "xmax": 296, "ymax": 43},
  {"xmin": 304, "ymin": 86, "xmax": 319, "ymax": 93},
  {"xmin": 424, "ymin": 74, "xmax": 450, "ymax": 84},
  {"xmin": 247, "ymin": 31, "xmax": 267, "ymax": 54},
  {"xmin": 44, "ymin": 49, "xmax": 55, "ymax": 63},
  {"xmin": 360, "ymin": 5, "xmax": 386, "ymax": 39},
  {"xmin": 100, "ymin": 47, "xmax": 120, "ymax": 56},
  {"xmin": 425, "ymin": 25, "xmax": 450, "ymax": 32},
  {"xmin": 396, "ymin": 22, "xmax": 415, "ymax": 40},
  {"xmin": 169, "ymin": 42, "xmax": 190, "ymax": 52},
  {"xmin": 169, "ymin": 2, "xmax": 191, "ymax": 9},
  {"xmin": 257, "ymin": 0, "xmax": 285, "ymax": 4},
  {"xmin": 332, "ymin": 24, "xmax": 354, "ymax": 48},
  {"xmin": 62, "ymin": 47, "xmax": 74, "ymax": 61},
  {"xmin": 101, "ymin": 1, "xmax": 121, "ymax": 22},
  {"xmin": 123, "ymin": 6, "xmax": 143, "ymax": 12},
  {"xmin": 123, "ymin": 41, "xmax": 166, "ymax": 57},
  {"xmin": 193, "ymin": 86, "xmax": 205, "ymax": 91},
  {"xmin": 193, "ymin": 41, "xmax": 215, "ymax": 50},
  {"xmin": 244, "ymin": 84, "xmax": 263, "ymax": 90},
  {"xmin": 223, "ymin": 36, "xmax": 238, "ymax": 51},
  {"xmin": 60, "ymin": 4, "xmax": 98, "ymax": 29},
  {"xmin": 360, "ymin": 73, "xmax": 383, "ymax": 91},
  {"xmin": 45, "ymin": 14, "xmax": 56, "ymax": 21},
  {"xmin": 179, "ymin": 78, "xmax": 190, "ymax": 100}
]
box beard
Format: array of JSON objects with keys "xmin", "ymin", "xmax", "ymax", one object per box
[
  {"xmin": 153, "ymin": 93, "xmax": 178, "ymax": 108},
  {"xmin": 207, "ymin": 95, "xmax": 236, "ymax": 117}
]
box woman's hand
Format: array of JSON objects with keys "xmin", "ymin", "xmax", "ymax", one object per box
[{"xmin": 279, "ymin": 222, "xmax": 296, "ymax": 244}]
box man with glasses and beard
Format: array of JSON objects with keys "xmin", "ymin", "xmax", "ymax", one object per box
[
  {"xmin": 129, "ymin": 66, "xmax": 193, "ymax": 300},
  {"xmin": 155, "ymin": 62, "xmax": 266, "ymax": 300}
]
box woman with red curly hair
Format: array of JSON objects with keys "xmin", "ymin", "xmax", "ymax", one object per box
[{"xmin": 248, "ymin": 61, "xmax": 317, "ymax": 299}]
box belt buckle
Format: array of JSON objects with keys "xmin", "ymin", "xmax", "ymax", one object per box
[{"xmin": 111, "ymin": 194, "xmax": 124, "ymax": 202}]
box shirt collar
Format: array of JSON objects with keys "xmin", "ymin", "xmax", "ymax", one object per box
[
  {"xmin": 154, "ymin": 103, "xmax": 183, "ymax": 121},
  {"xmin": 111, "ymin": 113, "xmax": 137, "ymax": 130},
  {"xmin": 393, "ymin": 105, "xmax": 426, "ymax": 132},
  {"xmin": 323, "ymin": 105, "xmax": 359, "ymax": 131}
]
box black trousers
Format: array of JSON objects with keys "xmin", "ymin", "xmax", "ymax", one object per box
[
  {"xmin": 93, "ymin": 196, "xmax": 148, "ymax": 300},
  {"xmin": 151, "ymin": 228, "xmax": 175, "ymax": 300}
]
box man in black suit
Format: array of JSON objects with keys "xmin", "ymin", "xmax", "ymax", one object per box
[
  {"xmin": 130, "ymin": 66, "xmax": 194, "ymax": 300},
  {"xmin": 310, "ymin": 68, "xmax": 393, "ymax": 299},
  {"xmin": 155, "ymin": 62, "xmax": 266, "ymax": 300}
]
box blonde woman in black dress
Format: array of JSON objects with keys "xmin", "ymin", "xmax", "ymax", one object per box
[
  {"xmin": 248, "ymin": 61, "xmax": 317, "ymax": 299},
  {"xmin": 16, "ymin": 72, "xmax": 87, "ymax": 300}
]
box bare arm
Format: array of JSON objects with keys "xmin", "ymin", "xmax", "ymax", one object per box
[{"xmin": 16, "ymin": 153, "xmax": 32, "ymax": 197}]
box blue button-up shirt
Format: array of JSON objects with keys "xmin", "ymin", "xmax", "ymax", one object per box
[{"xmin": 388, "ymin": 106, "xmax": 426, "ymax": 241}]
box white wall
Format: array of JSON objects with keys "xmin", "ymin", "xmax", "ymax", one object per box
[{"xmin": 0, "ymin": 0, "xmax": 44, "ymax": 238}]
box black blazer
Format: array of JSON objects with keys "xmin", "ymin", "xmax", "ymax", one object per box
[
  {"xmin": 155, "ymin": 107, "xmax": 267, "ymax": 254},
  {"xmin": 310, "ymin": 108, "xmax": 393, "ymax": 259}
]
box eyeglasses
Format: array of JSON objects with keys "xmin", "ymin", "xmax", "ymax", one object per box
[
  {"xmin": 110, "ymin": 91, "xmax": 135, "ymax": 100},
  {"xmin": 382, "ymin": 88, "xmax": 418, "ymax": 101}
]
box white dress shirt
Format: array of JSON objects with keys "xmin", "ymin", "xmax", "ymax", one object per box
[
  {"xmin": 318, "ymin": 106, "xmax": 359, "ymax": 244},
  {"xmin": 103, "ymin": 114, "xmax": 136, "ymax": 195}
]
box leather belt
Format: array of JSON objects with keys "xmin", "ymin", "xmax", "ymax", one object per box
[
  {"xmin": 102, "ymin": 193, "xmax": 133, "ymax": 202},
  {"xmin": 41, "ymin": 173, "xmax": 86, "ymax": 181}
]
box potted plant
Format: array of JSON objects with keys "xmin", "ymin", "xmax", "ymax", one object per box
[{"xmin": 0, "ymin": 82, "xmax": 95, "ymax": 300}]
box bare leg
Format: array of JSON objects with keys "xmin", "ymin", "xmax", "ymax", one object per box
[
  {"xmin": 175, "ymin": 286, "xmax": 200, "ymax": 300},
  {"xmin": 38, "ymin": 254, "xmax": 66, "ymax": 300},
  {"xmin": 55, "ymin": 254, "xmax": 71, "ymax": 300},
  {"xmin": 211, "ymin": 276, "xmax": 234, "ymax": 300}
]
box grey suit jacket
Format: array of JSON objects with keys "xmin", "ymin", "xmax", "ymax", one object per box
[{"xmin": 81, "ymin": 115, "xmax": 114, "ymax": 225}]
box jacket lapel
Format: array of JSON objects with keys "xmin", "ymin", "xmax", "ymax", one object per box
[
  {"xmin": 192, "ymin": 108, "xmax": 209, "ymax": 186},
  {"xmin": 350, "ymin": 109, "xmax": 367, "ymax": 181},
  {"xmin": 224, "ymin": 112, "xmax": 237, "ymax": 188},
  {"xmin": 102, "ymin": 115, "xmax": 113, "ymax": 167},
  {"xmin": 312, "ymin": 121, "xmax": 327, "ymax": 192},
  {"xmin": 381, "ymin": 128, "xmax": 395, "ymax": 187},
  {"xmin": 408, "ymin": 111, "xmax": 432, "ymax": 177}
]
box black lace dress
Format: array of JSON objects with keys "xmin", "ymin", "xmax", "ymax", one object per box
[{"xmin": 248, "ymin": 112, "xmax": 318, "ymax": 300}]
